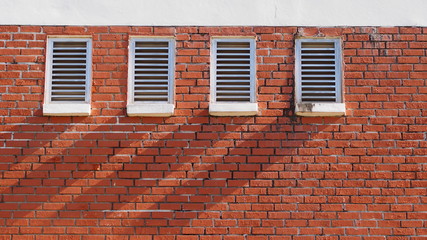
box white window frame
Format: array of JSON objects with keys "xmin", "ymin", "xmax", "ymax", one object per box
[
  {"xmin": 295, "ymin": 38, "xmax": 345, "ymax": 117},
  {"xmin": 209, "ymin": 37, "xmax": 258, "ymax": 116},
  {"xmin": 43, "ymin": 36, "xmax": 92, "ymax": 116},
  {"xmin": 127, "ymin": 37, "xmax": 175, "ymax": 117}
]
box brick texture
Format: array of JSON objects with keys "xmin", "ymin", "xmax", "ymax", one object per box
[{"xmin": 1, "ymin": 26, "xmax": 427, "ymax": 239}]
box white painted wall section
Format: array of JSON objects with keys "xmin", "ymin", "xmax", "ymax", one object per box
[{"xmin": 1, "ymin": 0, "xmax": 426, "ymax": 26}]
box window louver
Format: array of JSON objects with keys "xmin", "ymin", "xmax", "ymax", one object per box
[
  {"xmin": 131, "ymin": 40, "xmax": 173, "ymax": 103},
  {"xmin": 49, "ymin": 40, "xmax": 91, "ymax": 102},
  {"xmin": 212, "ymin": 39, "xmax": 255, "ymax": 102},
  {"xmin": 296, "ymin": 39, "xmax": 341, "ymax": 103}
]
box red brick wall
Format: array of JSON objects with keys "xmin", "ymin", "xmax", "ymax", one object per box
[{"xmin": 1, "ymin": 26, "xmax": 427, "ymax": 240}]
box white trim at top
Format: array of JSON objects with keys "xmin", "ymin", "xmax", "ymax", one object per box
[{"xmin": 2, "ymin": 0, "xmax": 427, "ymax": 26}]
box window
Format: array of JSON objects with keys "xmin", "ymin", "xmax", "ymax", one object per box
[
  {"xmin": 127, "ymin": 37, "xmax": 175, "ymax": 117},
  {"xmin": 43, "ymin": 37, "xmax": 92, "ymax": 116},
  {"xmin": 209, "ymin": 38, "xmax": 258, "ymax": 116},
  {"xmin": 295, "ymin": 38, "xmax": 345, "ymax": 116}
]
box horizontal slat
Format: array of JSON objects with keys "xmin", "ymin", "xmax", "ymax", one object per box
[
  {"xmin": 301, "ymin": 53, "xmax": 335, "ymax": 56},
  {"xmin": 135, "ymin": 56, "xmax": 168, "ymax": 59},
  {"xmin": 217, "ymin": 84, "xmax": 250, "ymax": 87},
  {"xmin": 218, "ymin": 85, "xmax": 250, "ymax": 88},
  {"xmin": 51, "ymin": 95, "xmax": 85, "ymax": 97},
  {"xmin": 217, "ymin": 44, "xmax": 250, "ymax": 48},
  {"xmin": 135, "ymin": 86, "xmax": 167, "ymax": 88},
  {"xmin": 52, "ymin": 89, "xmax": 86, "ymax": 92},
  {"xmin": 216, "ymin": 58, "xmax": 251, "ymax": 61},
  {"xmin": 51, "ymin": 82, "xmax": 85, "ymax": 85},
  {"xmin": 301, "ymin": 47, "xmax": 335, "ymax": 50},
  {"xmin": 51, "ymin": 96, "xmax": 85, "ymax": 99},
  {"xmin": 301, "ymin": 64, "xmax": 335, "ymax": 67},
  {"xmin": 217, "ymin": 79, "xmax": 251, "ymax": 81},
  {"xmin": 52, "ymin": 63, "xmax": 87, "ymax": 66},
  {"xmin": 217, "ymin": 89, "xmax": 250, "ymax": 92},
  {"xmin": 52, "ymin": 68, "xmax": 86, "ymax": 71},
  {"xmin": 217, "ymin": 94, "xmax": 250, "ymax": 97},
  {"xmin": 52, "ymin": 96, "xmax": 84, "ymax": 98},
  {"xmin": 134, "ymin": 73, "xmax": 169, "ymax": 76},
  {"xmin": 51, "ymin": 74, "xmax": 86, "ymax": 77},
  {"xmin": 135, "ymin": 73, "xmax": 167, "ymax": 76},
  {"xmin": 52, "ymin": 57, "xmax": 87, "ymax": 61},
  {"xmin": 217, "ymin": 74, "xmax": 250, "ymax": 77},
  {"xmin": 135, "ymin": 95, "xmax": 168, "ymax": 99},
  {"xmin": 217, "ymin": 52, "xmax": 250, "ymax": 56},
  {"xmin": 53, "ymin": 47, "xmax": 87, "ymax": 50},
  {"xmin": 53, "ymin": 51, "xmax": 86, "ymax": 54},
  {"xmin": 300, "ymin": 69, "xmax": 335, "ymax": 72},
  {"xmin": 135, "ymin": 63, "xmax": 168, "ymax": 67},
  {"xmin": 217, "ymin": 48, "xmax": 251, "ymax": 50},
  {"xmin": 50, "ymin": 85, "xmax": 85, "ymax": 88},
  {"xmin": 135, "ymin": 85, "xmax": 168, "ymax": 87},
  {"xmin": 52, "ymin": 79, "xmax": 85, "ymax": 82},
  {"xmin": 302, "ymin": 71, "xmax": 335, "ymax": 74},
  {"xmin": 51, "ymin": 99, "xmax": 85, "ymax": 102},
  {"xmin": 216, "ymin": 69, "xmax": 250, "ymax": 72},
  {"xmin": 301, "ymin": 85, "xmax": 335, "ymax": 87},
  {"xmin": 52, "ymin": 73, "xmax": 86, "ymax": 76},
  {"xmin": 216, "ymin": 96, "xmax": 251, "ymax": 99},
  {"xmin": 52, "ymin": 79, "xmax": 86, "ymax": 82},
  {"xmin": 302, "ymin": 96, "xmax": 336, "ymax": 99},
  {"xmin": 134, "ymin": 58, "xmax": 168, "ymax": 61},
  {"xmin": 134, "ymin": 68, "xmax": 168, "ymax": 71},
  {"xmin": 301, "ymin": 59, "xmax": 335, "ymax": 62},
  {"xmin": 216, "ymin": 63, "xmax": 251, "ymax": 66},
  {"xmin": 301, "ymin": 74, "xmax": 336, "ymax": 77},
  {"xmin": 52, "ymin": 54, "xmax": 86, "ymax": 58},
  {"xmin": 301, "ymin": 80, "xmax": 336, "ymax": 83},
  {"xmin": 135, "ymin": 52, "xmax": 168, "ymax": 55},
  {"xmin": 135, "ymin": 47, "xmax": 169, "ymax": 50},
  {"xmin": 135, "ymin": 90, "xmax": 168, "ymax": 93},
  {"xmin": 135, "ymin": 72, "xmax": 168, "ymax": 74},
  {"xmin": 135, "ymin": 80, "xmax": 168, "ymax": 82},
  {"xmin": 302, "ymin": 90, "xmax": 336, "ymax": 93},
  {"xmin": 51, "ymin": 80, "xmax": 86, "ymax": 83}
]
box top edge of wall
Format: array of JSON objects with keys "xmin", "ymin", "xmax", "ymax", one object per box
[{"xmin": 1, "ymin": 0, "xmax": 427, "ymax": 27}]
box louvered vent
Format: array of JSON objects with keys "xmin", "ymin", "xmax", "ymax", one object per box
[
  {"xmin": 214, "ymin": 40, "xmax": 254, "ymax": 102},
  {"xmin": 133, "ymin": 40, "xmax": 172, "ymax": 102},
  {"xmin": 298, "ymin": 40, "xmax": 340, "ymax": 102},
  {"xmin": 50, "ymin": 40, "xmax": 90, "ymax": 102}
]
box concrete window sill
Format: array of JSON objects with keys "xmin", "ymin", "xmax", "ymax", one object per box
[
  {"xmin": 127, "ymin": 103, "xmax": 174, "ymax": 117},
  {"xmin": 43, "ymin": 103, "xmax": 91, "ymax": 116},
  {"xmin": 209, "ymin": 103, "xmax": 258, "ymax": 116},
  {"xmin": 295, "ymin": 102, "xmax": 346, "ymax": 117}
]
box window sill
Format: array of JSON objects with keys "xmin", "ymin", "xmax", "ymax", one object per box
[
  {"xmin": 43, "ymin": 103, "xmax": 91, "ymax": 116},
  {"xmin": 295, "ymin": 102, "xmax": 346, "ymax": 117},
  {"xmin": 209, "ymin": 103, "xmax": 258, "ymax": 116},
  {"xmin": 127, "ymin": 103, "xmax": 174, "ymax": 117}
]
